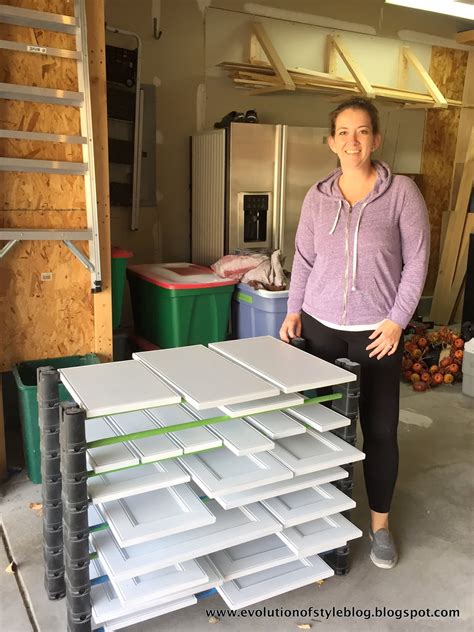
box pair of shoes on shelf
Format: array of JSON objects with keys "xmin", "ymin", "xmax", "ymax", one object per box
[
  {"xmin": 369, "ymin": 527, "xmax": 398, "ymax": 569},
  {"xmin": 214, "ymin": 110, "xmax": 259, "ymax": 128}
]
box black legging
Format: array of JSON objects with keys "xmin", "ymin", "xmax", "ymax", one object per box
[{"xmin": 301, "ymin": 311, "xmax": 403, "ymax": 513}]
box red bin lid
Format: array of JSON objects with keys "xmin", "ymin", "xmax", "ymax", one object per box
[
  {"xmin": 127, "ymin": 262, "xmax": 237, "ymax": 289},
  {"xmin": 112, "ymin": 246, "xmax": 134, "ymax": 258}
]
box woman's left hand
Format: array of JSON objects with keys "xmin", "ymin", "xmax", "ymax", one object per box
[{"xmin": 366, "ymin": 319, "xmax": 403, "ymax": 360}]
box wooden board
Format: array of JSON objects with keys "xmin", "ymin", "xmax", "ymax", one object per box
[
  {"xmin": 59, "ymin": 360, "xmax": 181, "ymax": 417},
  {"xmin": 415, "ymin": 46, "xmax": 468, "ymax": 295},
  {"xmin": 0, "ymin": 0, "xmax": 112, "ymax": 371},
  {"xmin": 133, "ymin": 345, "xmax": 279, "ymax": 409},
  {"xmin": 214, "ymin": 468, "xmax": 348, "ymax": 510},
  {"xmin": 209, "ymin": 337, "xmax": 356, "ymax": 392}
]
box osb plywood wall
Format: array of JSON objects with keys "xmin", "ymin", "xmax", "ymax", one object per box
[
  {"xmin": 416, "ymin": 46, "xmax": 468, "ymax": 295},
  {"xmin": 0, "ymin": 0, "xmax": 111, "ymax": 371}
]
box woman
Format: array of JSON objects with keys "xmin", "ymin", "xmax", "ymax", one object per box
[{"xmin": 280, "ymin": 97, "xmax": 430, "ymax": 569}]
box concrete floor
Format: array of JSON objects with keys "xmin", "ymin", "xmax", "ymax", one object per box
[{"xmin": 1, "ymin": 382, "xmax": 473, "ymax": 632}]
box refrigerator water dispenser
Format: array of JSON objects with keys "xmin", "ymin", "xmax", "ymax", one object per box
[{"xmin": 238, "ymin": 192, "xmax": 272, "ymax": 249}]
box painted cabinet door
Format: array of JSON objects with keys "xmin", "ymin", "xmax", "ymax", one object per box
[
  {"xmin": 99, "ymin": 483, "xmax": 216, "ymax": 547},
  {"xmin": 218, "ymin": 392, "xmax": 304, "ymax": 418},
  {"xmin": 271, "ymin": 429, "xmax": 365, "ymax": 475},
  {"xmin": 133, "ymin": 345, "xmax": 279, "ymax": 409},
  {"xmin": 59, "ymin": 360, "xmax": 180, "ymax": 418},
  {"xmin": 92, "ymin": 501, "xmax": 281, "ymax": 579},
  {"xmin": 245, "ymin": 409, "xmax": 306, "ymax": 440},
  {"xmin": 88, "ymin": 460, "xmax": 190, "ymax": 505},
  {"xmin": 209, "ymin": 336, "xmax": 356, "ymax": 392},
  {"xmin": 179, "ymin": 447, "xmax": 292, "ymax": 498},
  {"xmin": 209, "ymin": 534, "xmax": 297, "ymax": 581},
  {"xmin": 108, "ymin": 411, "xmax": 183, "ymax": 463},
  {"xmin": 286, "ymin": 402, "xmax": 350, "ymax": 432},
  {"xmin": 217, "ymin": 555, "xmax": 333, "ymax": 610},
  {"xmin": 110, "ymin": 558, "xmax": 208, "ymax": 606},
  {"xmin": 214, "ymin": 467, "xmax": 348, "ymax": 510},
  {"xmin": 260, "ymin": 483, "xmax": 356, "ymax": 527},
  {"xmin": 147, "ymin": 404, "xmax": 222, "ymax": 453},
  {"xmin": 86, "ymin": 417, "xmax": 139, "ymax": 474},
  {"xmin": 277, "ymin": 512, "xmax": 362, "ymax": 557}
]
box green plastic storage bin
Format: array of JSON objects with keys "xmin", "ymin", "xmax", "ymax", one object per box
[
  {"xmin": 127, "ymin": 262, "xmax": 236, "ymax": 348},
  {"xmin": 13, "ymin": 353, "xmax": 100, "ymax": 484},
  {"xmin": 111, "ymin": 246, "xmax": 133, "ymax": 330}
]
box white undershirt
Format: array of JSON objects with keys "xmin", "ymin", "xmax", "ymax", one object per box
[{"xmin": 315, "ymin": 316, "xmax": 385, "ymax": 332}]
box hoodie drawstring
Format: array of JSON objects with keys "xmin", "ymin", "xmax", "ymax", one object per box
[
  {"xmin": 351, "ymin": 202, "xmax": 368, "ymax": 291},
  {"xmin": 329, "ymin": 200, "xmax": 342, "ymax": 235}
]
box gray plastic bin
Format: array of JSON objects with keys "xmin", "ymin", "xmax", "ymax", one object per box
[{"xmin": 232, "ymin": 283, "xmax": 289, "ymax": 339}]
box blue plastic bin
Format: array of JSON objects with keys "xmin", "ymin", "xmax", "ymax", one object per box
[{"xmin": 232, "ymin": 283, "xmax": 289, "ymax": 339}]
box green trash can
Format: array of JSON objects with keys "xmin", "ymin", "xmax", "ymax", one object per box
[
  {"xmin": 13, "ymin": 353, "xmax": 100, "ymax": 483},
  {"xmin": 111, "ymin": 246, "xmax": 134, "ymax": 330},
  {"xmin": 127, "ymin": 262, "xmax": 236, "ymax": 348}
]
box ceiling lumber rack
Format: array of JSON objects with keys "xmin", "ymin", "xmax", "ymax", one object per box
[{"xmin": 219, "ymin": 24, "xmax": 462, "ymax": 109}]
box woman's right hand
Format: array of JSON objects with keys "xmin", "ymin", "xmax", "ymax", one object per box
[{"xmin": 279, "ymin": 312, "xmax": 302, "ymax": 343}]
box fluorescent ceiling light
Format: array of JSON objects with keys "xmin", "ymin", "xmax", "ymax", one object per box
[{"xmin": 385, "ymin": 0, "xmax": 474, "ymax": 20}]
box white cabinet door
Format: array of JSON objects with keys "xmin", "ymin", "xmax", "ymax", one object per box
[
  {"xmin": 245, "ymin": 409, "xmax": 306, "ymax": 440},
  {"xmin": 90, "ymin": 557, "xmax": 220, "ymax": 626},
  {"xmin": 209, "ymin": 534, "xmax": 297, "ymax": 581},
  {"xmin": 217, "ymin": 555, "xmax": 333, "ymax": 610},
  {"xmin": 261, "ymin": 483, "xmax": 356, "ymax": 527},
  {"xmin": 108, "ymin": 411, "xmax": 183, "ymax": 463},
  {"xmin": 185, "ymin": 404, "xmax": 274, "ymax": 455},
  {"xmin": 271, "ymin": 429, "xmax": 365, "ymax": 475},
  {"xmin": 100, "ymin": 596, "xmax": 196, "ymax": 632},
  {"xmin": 146, "ymin": 404, "xmax": 222, "ymax": 453},
  {"xmin": 209, "ymin": 419, "xmax": 274, "ymax": 456},
  {"xmin": 92, "ymin": 501, "xmax": 281, "ymax": 579},
  {"xmin": 133, "ymin": 345, "xmax": 279, "ymax": 409},
  {"xmin": 88, "ymin": 460, "xmax": 190, "ymax": 505},
  {"xmin": 179, "ymin": 448, "xmax": 292, "ymax": 498},
  {"xmin": 98, "ymin": 484, "xmax": 216, "ymax": 547},
  {"xmin": 59, "ymin": 360, "xmax": 180, "ymax": 418},
  {"xmin": 277, "ymin": 512, "xmax": 362, "ymax": 556},
  {"xmin": 218, "ymin": 392, "xmax": 304, "ymax": 418},
  {"xmin": 286, "ymin": 402, "xmax": 350, "ymax": 432},
  {"xmin": 209, "ymin": 336, "xmax": 356, "ymax": 392},
  {"xmin": 214, "ymin": 467, "xmax": 348, "ymax": 510},
  {"xmin": 110, "ymin": 558, "xmax": 208, "ymax": 606},
  {"xmin": 86, "ymin": 418, "xmax": 139, "ymax": 474}
]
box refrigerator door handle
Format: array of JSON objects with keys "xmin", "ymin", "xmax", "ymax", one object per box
[{"xmin": 277, "ymin": 125, "xmax": 288, "ymax": 254}]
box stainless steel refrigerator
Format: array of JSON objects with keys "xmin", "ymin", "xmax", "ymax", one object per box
[{"xmin": 191, "ymin": 122, "xmax": 337, "ymax": 269}]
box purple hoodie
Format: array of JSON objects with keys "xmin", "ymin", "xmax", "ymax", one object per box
[{"xmin": 287, "ymin": 161, "xmax": 430, "ymax": 329}]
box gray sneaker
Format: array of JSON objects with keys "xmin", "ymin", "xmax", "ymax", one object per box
[{"xmin": 369, "ymin": 527, "xmax": 398, "ymax": 569}]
